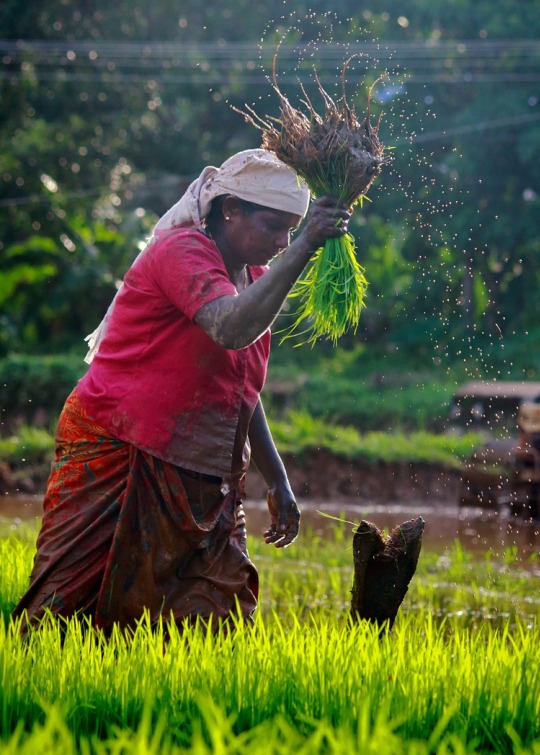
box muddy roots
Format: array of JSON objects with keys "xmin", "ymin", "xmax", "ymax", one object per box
[{"xmin": 233, "ymin": 56, "xmax": 387, "ymax": 206}]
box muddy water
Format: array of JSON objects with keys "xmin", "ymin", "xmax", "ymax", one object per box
[
  {"xmin": 2, "ymin": 493, "xmax": 539, "ymax": 565},
  {"xmin": 247, "ymin": 499, "xmax": 540, "ymax": 564}
]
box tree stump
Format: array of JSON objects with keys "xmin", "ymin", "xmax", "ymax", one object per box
[{"xmin": 350, "ymin": 517, "xmax": 425, "ymax": 630}]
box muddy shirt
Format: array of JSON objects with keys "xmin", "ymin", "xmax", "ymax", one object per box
[{"xmin": 77, "ymin": 228, "xmax": 271, "ymax": 482}]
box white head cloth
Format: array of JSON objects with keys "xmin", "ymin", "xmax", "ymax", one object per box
[
  {"xmin": 154, "ymin": 148, "xmax": 310, "ymax": 231},
  {"xmin": 84, "ymin": 149, "xmax": 310, "ymax": 363}
]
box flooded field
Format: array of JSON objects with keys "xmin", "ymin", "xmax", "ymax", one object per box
[
  {"xmin": 249, "ymin": 498, "xmax": 540, "ymax": 564},
  {"xmin": 3, "ymin": 492, "xmax": 539, "ymax": 567}
]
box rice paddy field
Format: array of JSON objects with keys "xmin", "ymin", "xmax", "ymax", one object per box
[{"xmin": 1, "ymin": 515, "xmax": 539, "ymax": 754}]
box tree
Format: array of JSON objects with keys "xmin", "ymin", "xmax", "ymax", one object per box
[{"xmin": 1, "ymin": 0, "xmax": 539, "ymax": 372}]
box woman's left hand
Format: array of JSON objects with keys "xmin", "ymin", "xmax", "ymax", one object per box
[{"xmin": 264, "ymin": 483, "xmax": 301, "ymax": 548}]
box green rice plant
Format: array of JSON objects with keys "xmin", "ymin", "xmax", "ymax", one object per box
[
  {"xmin": 289, "ymin": 235, "xmax": 368, "ymax": 345},
  {"xmin": 0, "ymin": 527, "xmax": 38, "ymax": 623},
  {"xmin": 2, "ymin": 522, "xmax": 538, "ymax": 629},
  {"xmin": 1, "ymin": 609, "xmax": 539, "ymax": 753},
  {"xmin": 1, "ymin": 697, "xmax": 516, "ymax": 755},
  {"xmin": 0, "ymin": 518, "xmax": 540, "ymax": 755},
  {"xmin": 235, "ymin": 57, "xmax": 387, "ymax": 345},
  {"xmin": 1, "ymin": 524, "xmax": 540, "ymax": 752}
]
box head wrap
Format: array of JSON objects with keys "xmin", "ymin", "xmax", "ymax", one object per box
[
  {"xmin": 154, "ymin": 149, "xmax": 310, "ymax": 232},
  {"xmin": 84, "ymin": 149, "xmax": 309, "ymax": 363}
]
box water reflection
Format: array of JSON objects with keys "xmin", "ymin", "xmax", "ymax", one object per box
[
  {"xmin": 0, "ymin": 495, "xmax": 43, "ymax": 520},
  {"xmin": 245, "ymin": 499, "xmax": 540, "ymax": 567},
  {"xmin": 2, "ymin": 494, "xmax": 539, "ymax": 567}
]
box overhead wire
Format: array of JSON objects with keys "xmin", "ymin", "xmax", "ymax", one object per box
[
  {"xmin": 1, "ymin": 38, "xmax": 540, "ymax": 85},
  {"xmin": 1, "ymin": 37, "xmax": 539, "ymax": 209}
]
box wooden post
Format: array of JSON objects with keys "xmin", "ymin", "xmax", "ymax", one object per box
[{"xmin": 350, "ymin": 517, "xmax": 425, "ymax": 630}]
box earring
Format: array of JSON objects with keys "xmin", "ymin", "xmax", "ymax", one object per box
[{"xmin": 225, "ymin": 216, "xmax": 230, "ymax": 220}]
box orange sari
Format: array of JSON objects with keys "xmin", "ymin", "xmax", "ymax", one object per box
[{"xmin": 13, "ymin": 389, "xmax": 258, "ymax": 632}]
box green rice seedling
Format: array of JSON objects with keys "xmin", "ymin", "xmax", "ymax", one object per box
[
  {"xmin": 409, "ymin": 543, "xmax": 540, "ymax": 631},
  {"xmin": 1, "ymin": 524, "xmax": 539, "ymax": 630},
  {"xmin": 1, "ymin": 610, "xmax": 540, "ymax": 753},
  {"xmin": 0, "ymin": 698, "xmax": 505, "ymax": 755},
  {"xmin": 2, "ymin": 524, "xmax": 540, "ymax": 752},
  {"xmin": 0, "ymin": 527, "xmax": 38, "ymax": 624},
  {"xmin": 3, "ymin": 519, "xmax": 540, "ymax": 630},
  {"xmin": 235, "ymin": 56, "xmax": 387, "ymax": 345}
]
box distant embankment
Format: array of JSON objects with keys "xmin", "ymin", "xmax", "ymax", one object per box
[{"xmin": 246, "ymin": 449, "xmax": 462, "ymax": 504}]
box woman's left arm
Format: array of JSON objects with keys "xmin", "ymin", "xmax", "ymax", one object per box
[{"xmin": 248, "ymin": 400, "xmax": 300, "ymax": 548}]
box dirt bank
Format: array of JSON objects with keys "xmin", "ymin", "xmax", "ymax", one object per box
[
  {"xmin": 245, "ymin": 448, "xmax": 462, "ymax": 504},
  {"xmin": 1, "ymin": 449, "xmax": 463, "ymax": 504}
]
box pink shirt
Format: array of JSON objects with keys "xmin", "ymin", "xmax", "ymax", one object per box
[{"xmin": 77, "ymin": 228, "xmax": 271, "ymax": 482}]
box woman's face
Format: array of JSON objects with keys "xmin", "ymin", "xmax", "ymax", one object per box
[{"xmin": 226, "ymin": 205, "xmax": 303, "ymax": 267}]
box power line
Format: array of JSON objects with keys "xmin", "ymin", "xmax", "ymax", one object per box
[
  {"xmin": 2, "ymin": 38, "xmax": 540, "ymax": 56},
  {"xmin": 3, "ymin": 38, "xmax": 540, "ymax": 91},
  {"xmin": 2, "ymin": 39, "xmax": 539, "ymax": 70},
  {"xmin": 398, "ymin": 111, "xmax": 540, "ymax": 144},
  {"xmin": 2, "ymin": 71, "xmax": 540, "ymax": 85}
]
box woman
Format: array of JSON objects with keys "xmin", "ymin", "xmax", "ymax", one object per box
[{"xmin": 13, "ymin": 149, "xmax": 352, "ymax": 632}]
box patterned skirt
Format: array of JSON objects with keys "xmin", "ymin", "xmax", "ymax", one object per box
[{"xmin": 12, "ymin": 389, "xmax": 259, "ymax": 632}]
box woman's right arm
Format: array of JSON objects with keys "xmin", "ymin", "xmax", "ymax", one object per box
[{"xmin": 193, "ymin": 197, "xmax": 351, "ymax": 350}]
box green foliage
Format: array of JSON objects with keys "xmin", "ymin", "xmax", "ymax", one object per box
[
  {"xmin": 1, "ymin": 0, "xmax": 540, "ymax": 373},
  {"xmin": 300, "ymin": 374, "xmax": 456, "ymax": 430},
  {"xmin": 268, "ymin": 411, "xmax": 481, "ymax": 466},
  {"xmin": 0, "ymin": 426, "xmax": 53, "ymax": 465},
  {"xmin": 0, "ymin": 213, "xmax": 153, "ymax": 355},
  {"xmin": 0, "ymin": 354, "xmax": 85, "ymax": 428}
]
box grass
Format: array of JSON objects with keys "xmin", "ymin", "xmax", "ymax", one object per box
[
  {"xmin": 269, "ymin": 411, "xmax": 483, "ymax": 467},
  {"xmin": 294, "ymin": 372, "xmax": 459, "ymax": 432},
  {"xmin": 0, "ymin": 418, "xmax": 482, "ymax": 492},
  {"xmin": 1, "ymin": 521, "xmax": 539, "ymax": 753},
  {"xmin": 0, "ymin": 426, "xmax": 54, "ymax": 466}
]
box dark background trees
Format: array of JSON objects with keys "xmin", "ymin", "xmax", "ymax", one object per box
[{"xmin": 1, "ymin": 0, "xmax": 539, "ymax": 378}]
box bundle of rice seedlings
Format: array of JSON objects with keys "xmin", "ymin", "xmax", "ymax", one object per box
[{"xmin": 234, "ymin": 57, "xmax": 387, "ymax": 344}]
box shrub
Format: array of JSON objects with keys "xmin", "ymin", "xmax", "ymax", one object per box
[
  {"xmin": 0, "ymin": 354, "xmax": 86, "ymax": 431},
  {"xmin": 274, "ymin": 374, "xmax": 456, "ymax": 432}
]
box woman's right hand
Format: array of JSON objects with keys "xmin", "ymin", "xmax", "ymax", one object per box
[
  {"xmin": 193, "ymin": 197, "xmax": 354, "ymax": 350},
  {"xmin": 298, "ymin": 196, "xmax": 353, "ymax": 252}
]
